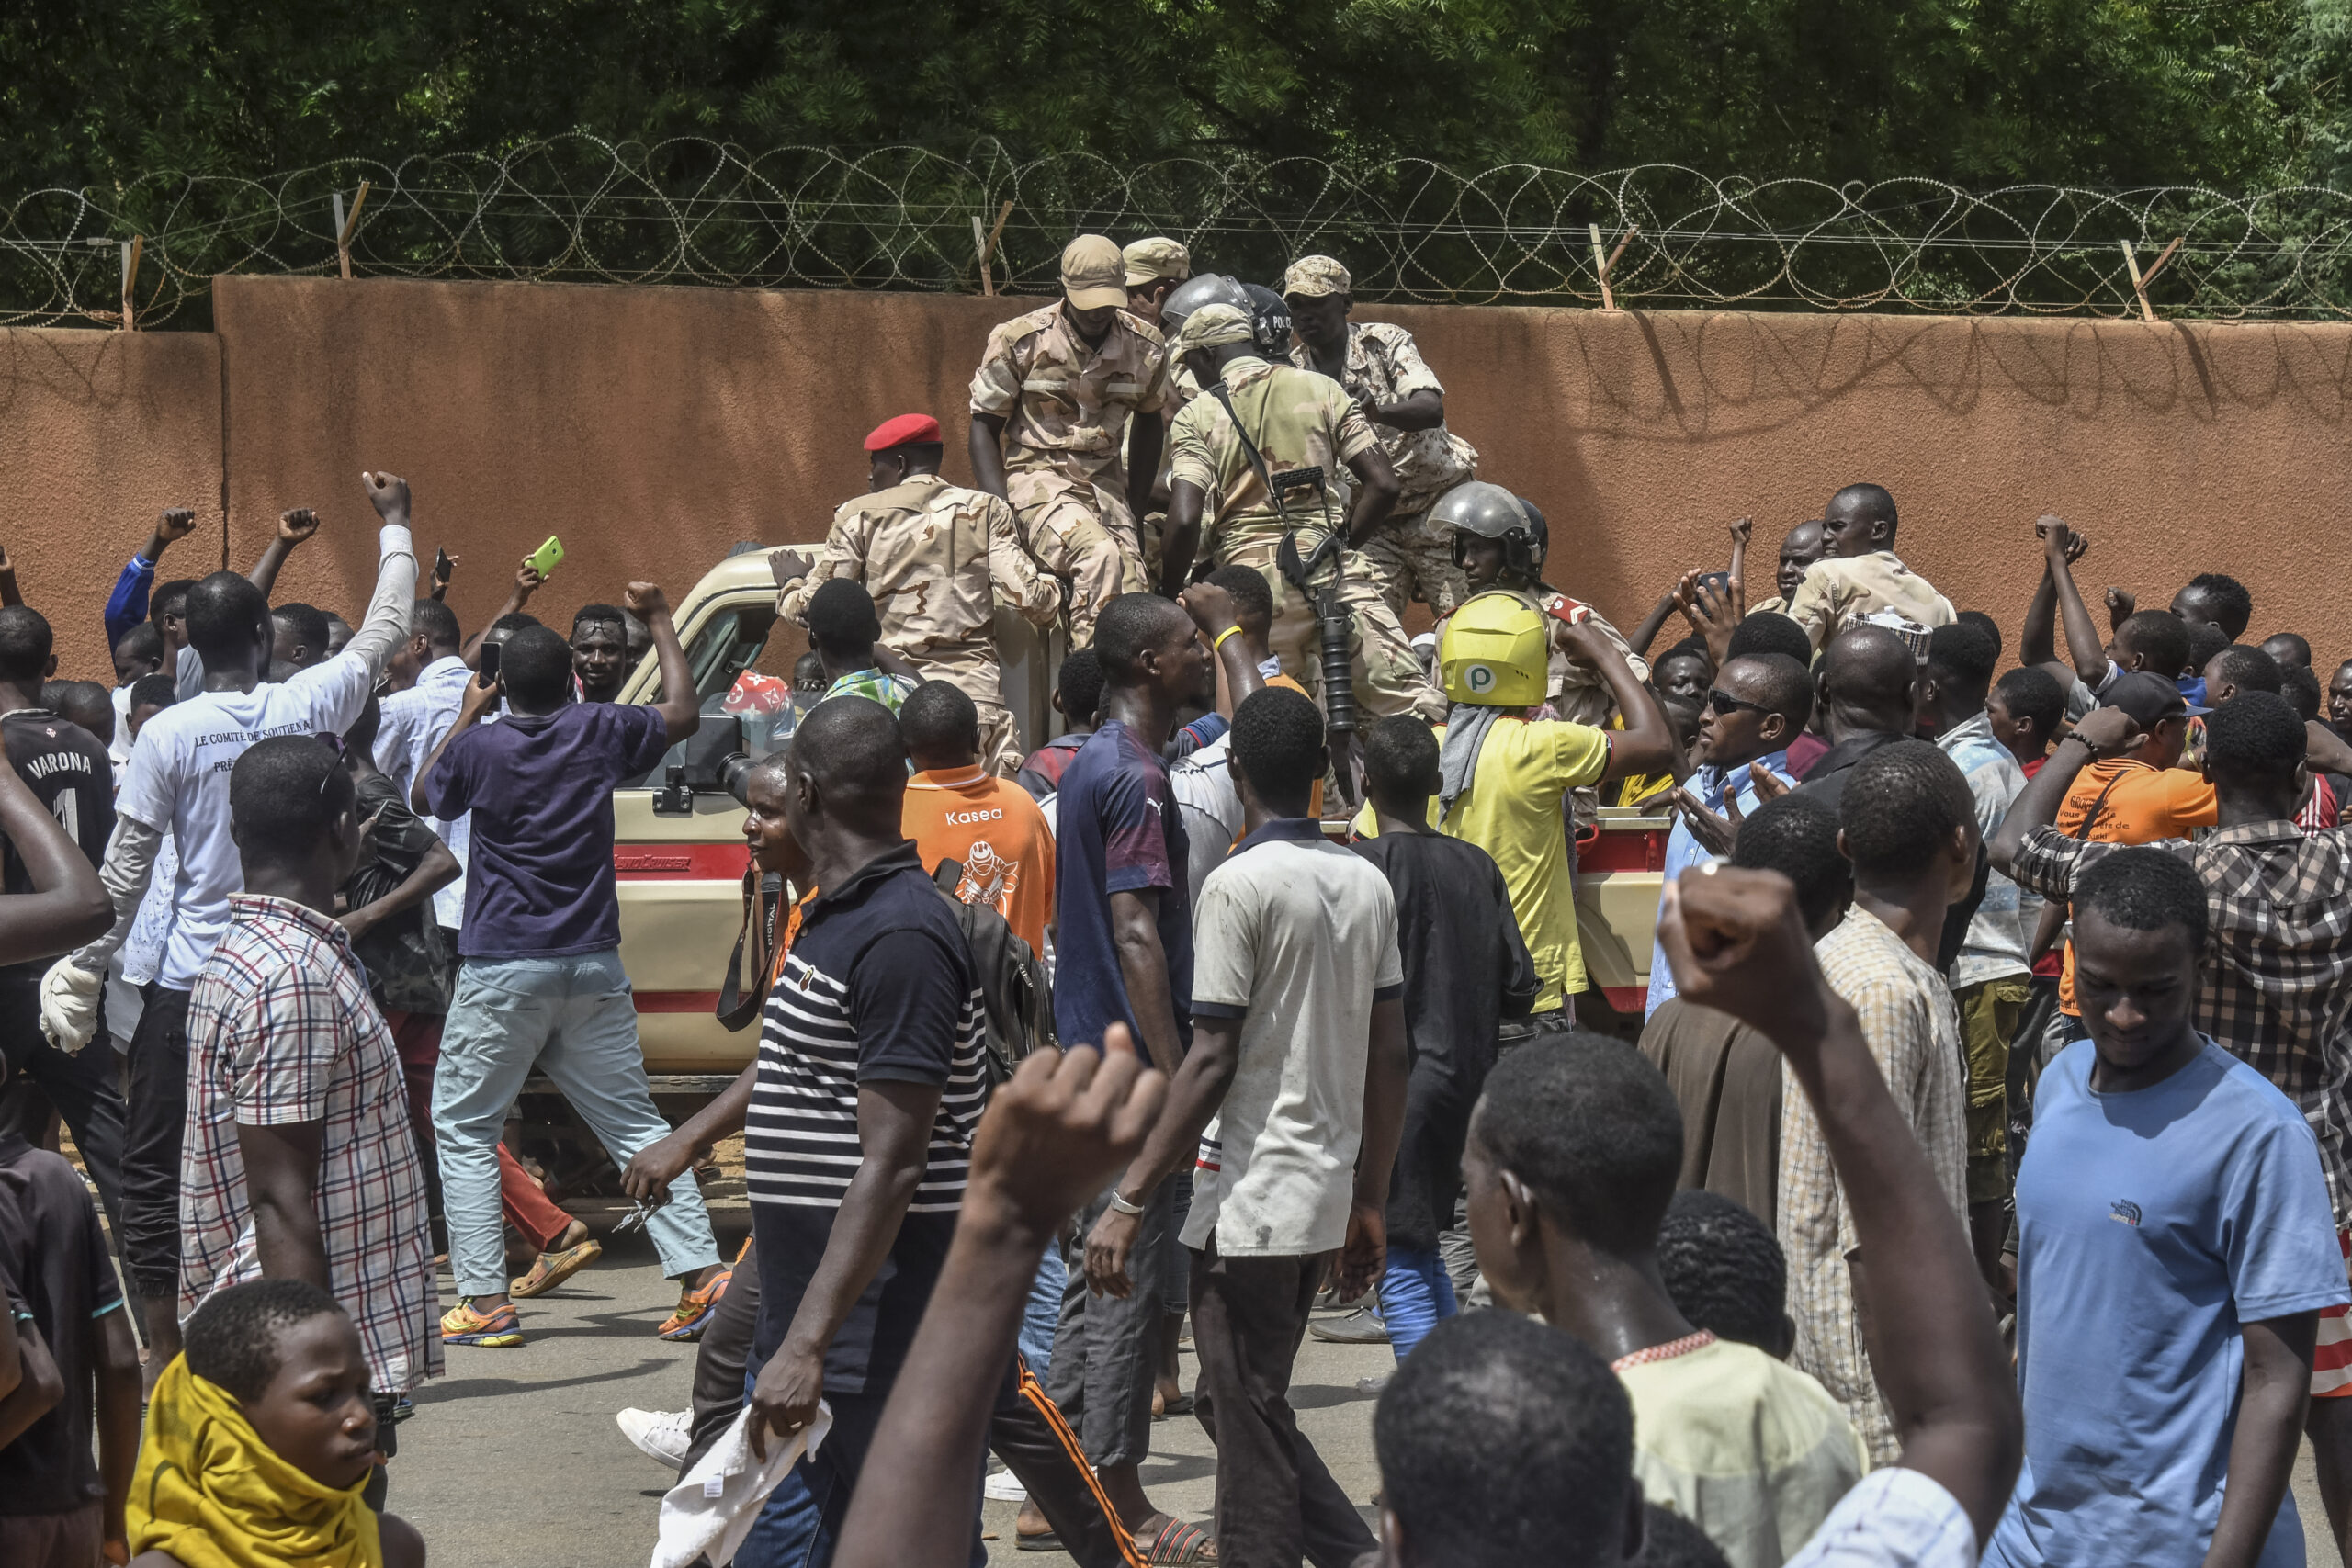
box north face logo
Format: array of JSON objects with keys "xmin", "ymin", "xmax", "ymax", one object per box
[{"xmin": 2110, "ymin": 1200, "xmax": 2143, "ymax": 1227}]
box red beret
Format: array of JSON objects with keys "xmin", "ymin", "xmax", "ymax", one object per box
[{"xmin": 865, "ymin": 412, "xmax": 943, "ymax": 452}]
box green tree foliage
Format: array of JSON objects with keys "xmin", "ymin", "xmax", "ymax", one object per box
[{"xmin": 0, "ymin": 0, "xmax": 2328, "ymax": 189}]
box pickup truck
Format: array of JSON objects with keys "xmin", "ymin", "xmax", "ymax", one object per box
[{"xmin": 605, "ymin": 549, "xmax": 1675, "ymax": 1086}]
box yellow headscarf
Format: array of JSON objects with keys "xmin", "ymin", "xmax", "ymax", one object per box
[{"xmin": 128, "ymin": 1354, "xmax": 382, "ymax": 1568}]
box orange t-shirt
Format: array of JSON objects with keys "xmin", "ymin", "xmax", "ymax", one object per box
[
  {"xmin": 902, "ymin": 765, "xmax": 1057, "ymax": 955},
  {"xmin": 2053, "ymin": 759, "xmax": 2218, "ymax": 1012}
]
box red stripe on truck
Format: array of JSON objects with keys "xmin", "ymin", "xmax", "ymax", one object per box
[
  {"xmin": 634, "ymin": 991, "xmax": 725, "ymax": 1013},
  {"xmin": 614, "ymin": 843, "xmax": 751, "ymax": 880}
]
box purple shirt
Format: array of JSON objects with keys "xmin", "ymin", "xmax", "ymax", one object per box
[
  {"xmin": 423, "ymin": 703, "xmax": 670, "ymax": 958},
  {"xmin": 1050, "ymin": 720, "xmax": 1193, "ymax": 1054}
]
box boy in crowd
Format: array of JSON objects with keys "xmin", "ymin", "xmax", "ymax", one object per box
[
  {"xmin": 178, "ymin": 736, "xmax": 439, "ymax": 1495},
  {"xmin": 1085, "ymin": 687, "xmax": 1408, "ymax": 1568},
  {"xmin": 1464, "ymin": 1032, "xmax": 1864, "ymax": 1567},
  {"xmin": 417, "ymin": 586, "xmax": 724, "ymax": 1348},
  {"xmin": 1351, "ymin": 714, "xmax": 1534, "ymax": 1356},
  {"xmin": 40, "ymin": 470, "xmax": 417, "ymax": 1371},
  {"xmin": 807, "ymin": 579, "xmax": 915, "ymax": 716},
  {"xmin": 900, "ymin": 681, "xmax": 1056, "ymax": 957},
  {"xmin": 1656, "ymin": 1190, "xmax": 1792, "ymax": 1357},
  {"xmin": 128, "ymin": 1280, "xmax": 425, "ymax": 1568},
  {"xmin": 1016, "ymin": 647, "xmax": 1105, "ymax": 802},
  {"xmin": 1984, "ymin": 846, "xmax": 2346, "ymax": 1567},
  {"xmin": 1788, "ymin": 741, "xmax": 1973, "ymax": 1463}
]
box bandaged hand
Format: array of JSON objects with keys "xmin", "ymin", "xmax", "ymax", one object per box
[{"xmin": 40, "ymin": 960, "xmax": 102, "ymax": 1053}]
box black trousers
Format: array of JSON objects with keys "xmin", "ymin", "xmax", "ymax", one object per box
[
  {"xmin": 121, "ymin": 984, "xmax": 192, "ymax": 1301},
  {"xmin": 684, "ymin": 1235, "xmax": 1144, "ymax": 1568},
  {"xmin": 0, "ymin": 977, "xmax": 128, "ymax": 1237},
  {"xmin": 1191, "ymin": 1242, "xmax": 1376, "ymax": 1568}
]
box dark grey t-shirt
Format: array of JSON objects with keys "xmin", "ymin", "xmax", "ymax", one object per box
[{"xmin": 0, "ymin": 1133, "xmax": 125, "ymax": 1515}]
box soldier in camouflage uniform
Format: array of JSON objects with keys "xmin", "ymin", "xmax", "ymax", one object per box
[
  {"xmin": 968, "ymin": 234, "xmax": 1170, "ymax": 647},
  {"xmin": 1282, "ymin": 254, "xmax": 1476, "ymax": 621},
  {"xmin": 1159, "ymin": 304, "xmax": 1445, "ymax": 724},
  {"xmin": 1121, "ymin": 237, "xmax": 1191, "ymax": 581},
  {"xmin": 774, "ymin": 413, "xmax": 1062, "ymax": 775}
]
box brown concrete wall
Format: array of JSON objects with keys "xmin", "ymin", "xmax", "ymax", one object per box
[
  {"xmin": 1359, "ymin": 304, "xmax": 2352, "ymax": 658},
  {"xmin": 210, "ymin": 276, "xmax": 1033, "ymax": 645},
  {"xmin": 0, "ymin": 329, "xmax": 223, "ymax": 679},
  {"xmin": 17, "ymin": 281, "xmax": 2352, "ymax": 689}
]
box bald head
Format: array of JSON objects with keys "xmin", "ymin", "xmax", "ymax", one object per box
[
  {"xmin": 786, "ymin": 695, "xmax": 908, "ymax": 836},
  {"xmin": 1822, "ymin": 624, "xmax": 1918, "ymax": 739}
]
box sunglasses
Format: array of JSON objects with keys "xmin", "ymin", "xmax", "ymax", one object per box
[{"xmin": 1706, "ymin": 689, "xmax": 1774, "ymax": 718}]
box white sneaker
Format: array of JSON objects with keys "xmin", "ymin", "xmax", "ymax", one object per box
[
  {"xmin": 983, "ymin": 1468, "xmax": 1029, "ymax": 1502},
  {"xmin": 616, "ymin": 1407, "xmax": 693, "ymax": 1470}
]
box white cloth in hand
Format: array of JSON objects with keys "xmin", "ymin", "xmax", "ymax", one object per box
[
  {"xmin": 39, "ymin": 960, "xmax": 102, "ymax": 1053},
  {"xmin": 650, "ymin": 1400, "xmax": 832, "ymax": 1568}
]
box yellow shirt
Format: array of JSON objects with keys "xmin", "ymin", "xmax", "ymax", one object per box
[{"xmin": 1440, "ymin": 716, "xmax": 1611, "ymax": 1010}]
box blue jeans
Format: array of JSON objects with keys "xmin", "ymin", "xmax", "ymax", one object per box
[
  {"xmin": 433, "ymin": 951, "xmax": 719, "ymax": 1297},
  {"xmin": 1382, "ymin": 1246, "xmax": 1457, "ymax": 1361},
  {"xmin": 732, "ymin": 1362, "xmax": 984, "ymax": 1568},
  {"xmin": 1020, "ymin": 1248, "xmax": 1066, "ymax": 1386}
]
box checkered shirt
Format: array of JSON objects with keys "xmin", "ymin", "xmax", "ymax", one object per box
[
  {"xmin": 178, "ymin": 895, "xmax": 441, "ymax": 1393},
  {"xmin": 1781, "ymin": 907, "xmax": 1968, "ymax": 1468},
  {"xmin": 2010, "ymin": 820, "xmax": 2352, "ymax": 1224}
]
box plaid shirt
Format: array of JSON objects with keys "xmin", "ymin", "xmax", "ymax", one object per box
[
  {"xmin": 2011, "ymin": 820, "xmax": 2352, "ymax": 1224},
  {"xmin": 1781, "ymin": 907, "xmax": 1968, "ymax": 1467},
  {"xmin": 179, "ymin": 896, "xmax": 441, "ymax": 1393}
]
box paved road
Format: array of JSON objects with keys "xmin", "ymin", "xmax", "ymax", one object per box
[{"xmin": 390, "ymin": 1210, "xmax": 2337, "ymax": 1567}]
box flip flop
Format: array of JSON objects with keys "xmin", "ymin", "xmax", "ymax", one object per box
[
  {"xmin": 1015, "ymin": 1530, "xmax": 1065, "ymax": 1553},
  {"xmin": 1140, "ymin": 1517, "xmax": 1216, "ymax": 1563}
]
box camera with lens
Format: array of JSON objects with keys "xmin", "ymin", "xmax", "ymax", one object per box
[{"xmin": 651, "ymin": 716, "xmax": 762, "ymax": 815}]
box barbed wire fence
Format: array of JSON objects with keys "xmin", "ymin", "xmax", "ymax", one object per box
[{"xmin": 8, "ymin": 135, "xmax": 2352, "ymax": 330}]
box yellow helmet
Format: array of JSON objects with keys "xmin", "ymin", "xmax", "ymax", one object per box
[{"xmin": 1441, "ymin": 591, "xmax": 1549, "ymax": 708}]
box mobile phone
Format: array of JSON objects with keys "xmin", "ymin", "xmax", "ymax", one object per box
[
  {"xmin": 526, "ymin": 535, "xmax": 565, "ymax": 581},
  {"xmin": 1693, "ymin": 570, "xmax": 1733, "ymax": 599},
  {"xmin": 435, "ymin": 547, "xmax": 453, "ymax": 578},
  {"xmin": 479, "ymin": 640, "xmax": 502, "ymax": 682}
]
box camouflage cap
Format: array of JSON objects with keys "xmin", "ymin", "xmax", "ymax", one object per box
[
  {"xmin": 1060, "ymin": 235, "xmax": 1126, "ymax": 310},
  {"xmin": 1171, "ymin": 303, "xmax": 1254, "ymax": 355},
  {"xmin": 1281, "ymin": 254, "xmax": 1351, "ymax": 299},
  {"xmin": 1123, "ymin": 236, "xmax": 1192, "ymax": 287}
]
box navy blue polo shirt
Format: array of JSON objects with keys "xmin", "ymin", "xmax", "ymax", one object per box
[{"xmin": 744, "ymin": 842, "xmax": 989, "ymax": 1393}]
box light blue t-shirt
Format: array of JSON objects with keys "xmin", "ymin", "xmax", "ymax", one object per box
[
  {"xmin": 1645, "ymin": 750, "xmax": 1791, "ymax": 1018},
  {"xmin": 1988, "ymin": 1037, "xmax": 2350, "ymax": 1568}
]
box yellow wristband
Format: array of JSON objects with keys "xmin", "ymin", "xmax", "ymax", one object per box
[{"xmin": 1213, "ymin": 626, "xmax": 1242, "ymax": 650}]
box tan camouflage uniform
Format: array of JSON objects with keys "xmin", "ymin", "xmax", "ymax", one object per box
[
  {"xmin": 1167, "ymin": 354, "xmax": 1445, "ymax": 723},
  {"xmin": 1785, "ymin": 548, "xmax": 1956, "ymax": 652},
  {"xmin": 969, "ymin": 303, "xmax": 1170, "ymax": 645},
  {"xmin": 1288, "ymin": 319, "xmax": 1476, "ymax": 620},
  {"xmin": 779, "ymin": 474, "xmax": 1062, "ymax": 774}
]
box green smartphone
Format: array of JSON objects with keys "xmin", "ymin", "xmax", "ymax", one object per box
[{"xmin": 527, "ymin": 535, "xmax": 565, "ymax": 581}]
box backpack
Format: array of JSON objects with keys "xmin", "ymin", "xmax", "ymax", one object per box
[{"xmin": 931, "ymin": 858, "xmax": 1057, "ymax": 1082}]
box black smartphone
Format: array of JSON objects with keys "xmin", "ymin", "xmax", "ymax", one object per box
[
  {"xmin": 1693, "ymin": 570, "xmax": 1733, "ymax": 599},
  {"xmin": 435, "ymin": 547, "xmax": 453, "ymax": 578},
  {"xmin": 479, "ymin": 640, "xmax": 502, "ymax": 682}
]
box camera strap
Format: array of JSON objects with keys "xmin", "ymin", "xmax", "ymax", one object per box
[{"xmin": 716, "ymin": 865, "xmax": 775, "ymax": 1032}]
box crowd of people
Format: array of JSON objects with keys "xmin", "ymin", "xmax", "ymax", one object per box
[{"xmin": 0, "ymin": 228, "xmax": 2345, "ymax": 1568}]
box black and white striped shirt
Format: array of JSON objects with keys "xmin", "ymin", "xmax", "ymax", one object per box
[{"xmin": 744, "ymin": 843, "xmax": 989, "ymax": 1383}]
